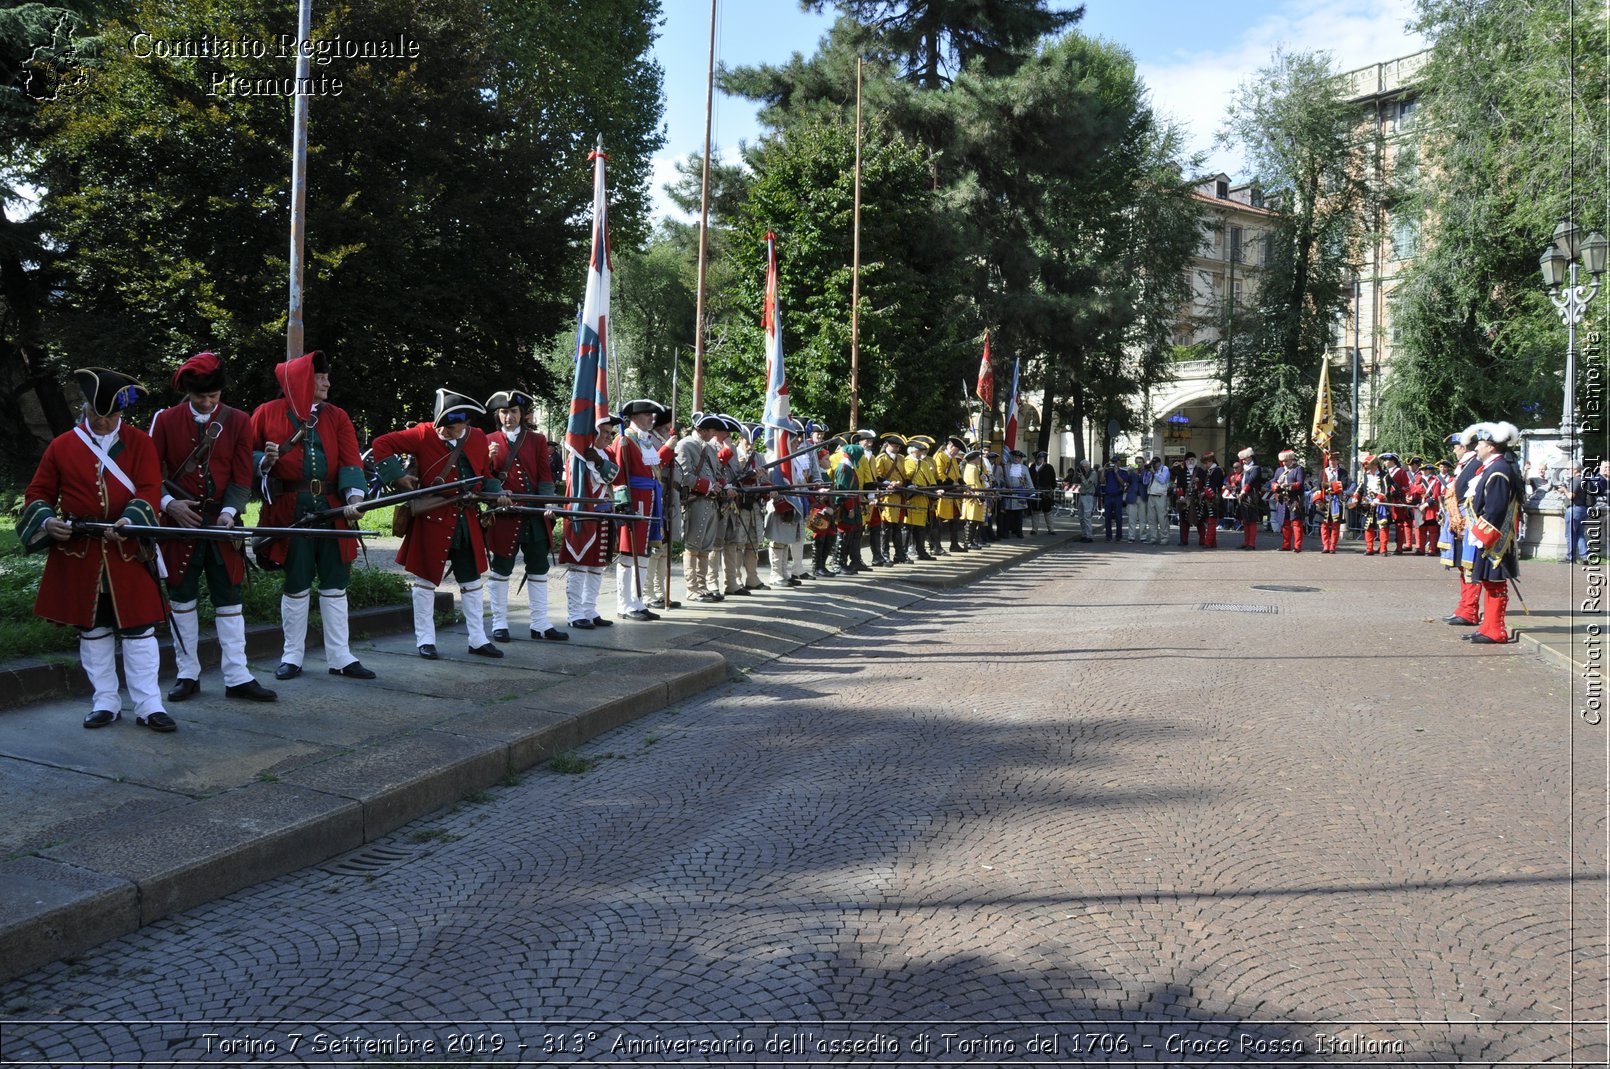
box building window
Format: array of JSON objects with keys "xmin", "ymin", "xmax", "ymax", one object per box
[
  {"xmin": 1250, "ymin": 187, "xmax": 1264, "ymax": 209},
  {"xmin": 1397, "ymin": 95, "xmax": 1417, "ymax": 129},
  {"xmin": 1390, "ymin": 216, "xmax": 1418, "ymax": 261},
  {"xmin": 1229, "ymin": 226, "xmax": 1243, "ymax": 263},
  {"xmin": 1232, "ymin": 279, "xmax": 1243, "ymax": 304},
  {"xmin": 1216, "ymin": 179, "xmax": 1228, "ymax": 198}
]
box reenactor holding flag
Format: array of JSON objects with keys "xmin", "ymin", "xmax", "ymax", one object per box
[
  {"xmin": 21, "ymin": 369, "xmax": 173, "ymax": 731},
  {"xmin": 151, "ymin": 352, "xmax": 276, "ymax": 703},
  {"xmin": 370, "ymin": 389, "xmax": 508, "ymax": 659},
  {"xmin": 251, "ymin": 350, "xmax": 375, "ymax": 683}
]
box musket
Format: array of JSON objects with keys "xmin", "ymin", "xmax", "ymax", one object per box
[
  {"xmin": 68, "ymin": 520, "xmax": 365, "ymax": 541},
  {"xmin": 292, "ymin": 477, "xmax": 484, "ymax": 528},
  {"xmin": 495, "ymin": 505, "xmax": 653, "ymax": 524},
  {"xmin": 474, "ymin": 491, "xmax": 613, "ymax": 508}
]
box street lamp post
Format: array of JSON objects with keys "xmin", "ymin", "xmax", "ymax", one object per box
[{"xmin": 1539, "ymin": 219, "xmax": 1607, "ymax": 468}]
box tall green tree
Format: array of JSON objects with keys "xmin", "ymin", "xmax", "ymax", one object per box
[
  {"xmin": 1218, "ymin": 50, "xmax": 1371, "ymax": 455},
  {"xmin": 1379, "ymin": 0, "xmax": 1607, "ymax": 457},
  {"xmin": 807, "ymin": 0, "xmax": 1082, "ymax": 89},
  {"xmin": 0, "ymin": 0, "xmax": 102, "ymax": 473},
  {"xmin": 704, "ymin": 116, "xmax": 976, "ymax": 435},
  {"xmin": 20, "ymin": 0, "xmax": 662, "ymax": 449}
]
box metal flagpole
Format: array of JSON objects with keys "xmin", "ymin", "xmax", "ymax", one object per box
[
  {"xmin": 691, "ymin": 0, "xmax": 716, "ymax": 416},
  {"xmin": 849, "ymin": 55, "xmax": 863, "ymax": 430},
  {"xmin": 286, "ymin": 0, "xmax": 313, "ymax": 360}
]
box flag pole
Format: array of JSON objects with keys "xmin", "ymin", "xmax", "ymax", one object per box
[
  {"xmin": 285, "ymin": 0, "xmax": 313, "ymax": 360},
  {"xmin": 849, "ymin": 55, "xmax": 863, "ymax": 430},
  {"xmin": 691, "ymin": 0, "xmax": 717, "ymax": 416}
]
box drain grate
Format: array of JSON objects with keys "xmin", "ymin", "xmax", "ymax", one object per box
[
  {"xmin": 319, "ymin": 843, "xmax": 424, "ymax": 878},
  {"xmin": 1198, "ymin": 602, "xmax": 1279, "ymax": 614}
]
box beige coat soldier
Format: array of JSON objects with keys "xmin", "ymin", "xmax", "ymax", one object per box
[{"xmin": 675, "ymin": 414, "xmax": 727, "ymax": 602}]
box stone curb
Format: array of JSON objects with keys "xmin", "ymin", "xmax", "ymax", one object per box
[
  {"xmin": 0, "ymin": 649, "xmax": 729, "ymax": 983},
  {"xmin": 0, "ymin": 594, "xmax": 452, "ymax": 712}
]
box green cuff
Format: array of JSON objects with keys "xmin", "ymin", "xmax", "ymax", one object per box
[
  {"xmin": 337, "ymin": 464, "xmax": 367, "ymax": 494},
  {"xmin": 18, "ymin": 500, "xmax": 55, "ymax": 551},
  {"xmin": 375, "ymin": 456, "xmax": 407, "ymax": 485}
]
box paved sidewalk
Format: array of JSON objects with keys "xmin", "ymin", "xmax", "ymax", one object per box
[
  {"xmin": 0, "ymin": 530, "xmax": 1597, "ymax": 1066},
  {"xmin": 0, "ymin": 531, "xmax": 1067, "ymax": 981}
]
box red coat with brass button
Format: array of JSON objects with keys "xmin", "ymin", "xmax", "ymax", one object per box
[
  {"xmin": 486, "ymin": 427, "xmax": 554, "ymax": 558},
  {"xmin": 370, "ymin": 423, "xmax": 499, "ymax": 583},
  {"xmin": 149, "ymin": 402, "xmax": 254, "ymax": 584},
  {"xmin": 20, "ymin": 422, "xmax": 165, "ymax": 629}
]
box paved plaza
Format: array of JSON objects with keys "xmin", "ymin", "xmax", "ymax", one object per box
[{"xmin": 0, "ymin": 540, "xmax": 1603, "ymax": 1066}]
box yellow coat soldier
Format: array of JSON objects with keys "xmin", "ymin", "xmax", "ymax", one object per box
[
  {"xmin": 873, "ymin": 433, "xmax": 910, "ymax": 564},
  {"xmin": 901, "ymin": 436, "xmax": 938, "ymax": 561}
]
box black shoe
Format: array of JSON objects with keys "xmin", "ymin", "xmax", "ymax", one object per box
[
  {"xmin": 591, "ymin": 616, "xmax": 613, "ymax": 627},
  {"xmin": 648, "ymin": 597, "xmax": 682, "ymax": 609},
  {"xmin": 569, "ymin": 618, "xmax": 595, "ymax": 630},
  {"xmin": 418, "ymin": 644, "xmax": 440, "ymax": 659},
  {"xmin": 83, "ymin": 708, "xmax": 120, "ymax": 729},
  {"xmin": 1468, "ymin": 633, "xmax": 1504, "ymax": 644},
  {"xmin": 225, "ymin": 679, "xmax": 278, "ymax": 702},
  {"xmin": 1444, "ymin": 616, "xmax": 1477, "ymax": 626},
  {"xmin": 274, "ymin": 662, "xmax": 303, "ymax": 681},
  {"xmin": 167, "ymin": 678, "xmax": 200, "ymax": 702},
  {"xmin": 1079, "ymin": 536, "xmax": 1093, "ymax": 543},
  {"xmin": 915, "ymin": 552, "xmax": 935, "ymax": 561},
  {"xmin": 785, "ymin": 577, "xmax": 803, "ymax": 587},
  {"xmin": 618, "ymin": 609, "xmax": 657, "ymax": 622},
  {"xmin": 694, "ymin": 592, "xmax": 722, "ymax": 603},
  {"xmin": 329, "ymin": 661, "xmax": 376, "ymax": 679},
  {"xmin": 795, "ymin": 572, "xmax": 811, "ymax": 580},
  {"xmin": 532, "ymin": 627, "xmax": 570, "ymax": 641},
  {"xmin": 710, "ymin": 592, "xmax": 725, "ymax": 601},
  {"xmin": 727, "ymin": 587, "xmax": 751, "ymax": 596},
  {"xmin": 137, "ymin": 711, "xmax": 177, "ymax": 733},
  {"xmin": 746, "ymin": 582, "xmax": 769, "ymax": 590},
  {"xmin": 810, "ymin": 568, "xmax": 834, "ymax": 579},
  {"xmin": 468, "ymin": 642, "xmax": 504, "ymax": 658},
  {"xmin": 492, "ymin": 627, "xmax": 512, "ymax": 643}
]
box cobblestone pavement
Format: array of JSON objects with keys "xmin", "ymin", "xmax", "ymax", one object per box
[{"xmin": 1, "ymin": 543, "xmax": 1603, "ymax": 1066}]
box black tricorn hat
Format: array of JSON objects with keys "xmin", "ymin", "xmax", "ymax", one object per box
[
  {"xmin": 619, "ymin": 398, "xmax": 667, "ymax": 419},
  {"xmin": 74, "ymin": 367, "xmax": 148, "ymax": 418},
  {"xmin": 434, "ymin": 388, "xmax": 485, "ymax": 426},
  {"xmin": 485, "ymin": 389, "xmax": 534, "ymax": 412},
  {"xmin": 692, "ymin": 411, "xmax": 724, "ymax": 431}
]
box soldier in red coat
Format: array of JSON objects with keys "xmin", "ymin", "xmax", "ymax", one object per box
[
  {"xmin": 484, "ymin": 389, "xmax": 567, "ymax": 642},
  {"xmin": 149, "ymin": 352, "xmax": 276, "ymax": 704},
  {"xmin": 20, "ymin": 369, "xmax": 173, "ymax": 731},
  {"xmin": 559, "ymin": 414, "xmax": 621, "ymax": 630},
  {"xmin": 371, "ymin": 389, "xmax": 509, "ymax": 659},
  {"xmin": 611, "ymin": 399, "xmax": 669, "ymax": 621},
  {"xmin": 251, "ymin": 350, "xmax": 374, "ymax": 682}
]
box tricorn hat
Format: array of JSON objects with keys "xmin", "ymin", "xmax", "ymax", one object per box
[
  {"xmin": 74, "ymin": 368, "xmax": 148, "ymax": 418},
  {"xmin": 946, "ymin": 435, "xmax": 967, "ymax": 451},
  {"xmin": 172, "ymin": 351, "xmax": 226, "ymax": 394},
  {"xmin": 853, "ymin": 427, "xmax": 878, "ymax": 442},
  {"xmin": 1378, "ymin": 451, "xmax": 1400, "ymax": 464},
  {"xmin": 716, "ymin": 414, "xmax": 742, "ymax": 435},
  {"xmin": 485, "ymin": 389, "xmax": 534, "ymax": 412},
  {"xmin": 692, "ymin": 411, "xmax": 725, "ymax": 431},
  {"xmin": 1472, "ymin": 421, "xmax": 1519, "ymax": 447},
  {"xmin": 434, "ymin": 388, "xmax": 485, "ymax": 426},
  {"xmin": 908, "ymin": 437, "xmax": 930, "ymax": 452},
  {"xmin": 878, "ymin": 432, "xmax": 908, "ymax": 450},
  {"xmin": 620, "ymin": 398, "xmax": 667, "ymax": 419}
]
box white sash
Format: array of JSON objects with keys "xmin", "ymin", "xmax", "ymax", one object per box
[{"xmin": 73, "ymin": 425, "xmax": 137, "ymax": 496}]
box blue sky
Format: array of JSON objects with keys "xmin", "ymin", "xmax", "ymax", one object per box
[{"xmin": 649, "ymin": 0, "xmax": 1425, "ymax": 220}]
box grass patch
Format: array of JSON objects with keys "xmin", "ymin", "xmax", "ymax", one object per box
[
  {"xmin": 408, "ymin": 828, "xmax": 461, "ymax": 845},
  {"xmin": 548, "ymin": 751, "xmax": 598, "ymax": 775}
]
